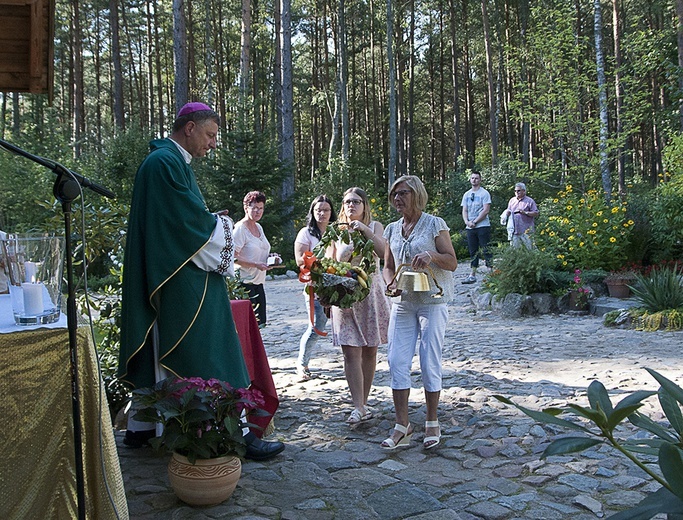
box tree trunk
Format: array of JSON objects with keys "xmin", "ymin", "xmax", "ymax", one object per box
[
  {"xmin": 339, "ymin": 0, "xmax": 350, "ymax": 161},
  {"xmin": 110, "ymin": 0, "xmax": 124, "ymax": 130},
  {"xmin": 481, "ymin": 0, "xmax": 497, "ymax": 164},
  {"xmin": 612, "ymin": 0, "xmax": 626, "ymax": 196},
  {"xmin": 594, "ymin": 0, "xmax": 611, "ymax": 200},
  {"xmin": 173, "ymin": 0, "xmax": 189, "ymax": 111},
  {"xmin": 387, "ymin": 0, "xmax": 397, "ymax": 186},
  {"xmin": 72, "ymin": 0, "xmax": 84, "ymax": 157},
  {"xmin": 462, "ymin": 0, "xmax": 475, "ymax": 167},
  {"xmin": 677, "ymin": 0, "xmax": 683, "ymax": 131},
  {"xmin": 448, "ymin": 0, "xmax": 462, "ymax": 167},
  {"xmin": 239, "ymin": 0, "xmax": 251, "ymax": 110}
]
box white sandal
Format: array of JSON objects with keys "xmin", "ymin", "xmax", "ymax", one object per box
[
  {"xmin": 381, "ymin": 423, "xmax": 412, "ymax": 450},
  {"xmin": 423, "ymin": 420, "xmax": 441, "ymax": 449}
]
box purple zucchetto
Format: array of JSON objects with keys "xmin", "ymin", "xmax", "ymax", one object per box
[{"xmin": 177, "ymin": 102, "xmax": 213, "ymax": 117}]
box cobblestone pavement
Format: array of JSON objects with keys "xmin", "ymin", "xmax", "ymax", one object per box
[{"xmin": 117, "ymin": 264, "xmax": 682, "ymax": 519}]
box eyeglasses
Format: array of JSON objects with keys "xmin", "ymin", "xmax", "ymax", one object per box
[
  {"xmin": 514, "ymin": 189, "xmax": 524, "ymax": 192},
  {"xmin": 393, "ymin": 189, "xmax": 412, "ymax": 198},
  {"xmin": 343, "ymin": 199, "xmax": 363, "ymax": 206}
]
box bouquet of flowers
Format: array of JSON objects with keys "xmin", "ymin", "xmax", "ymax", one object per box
[{"xmin": 299, "ymin": 223, "xmax": 376, "ymax": 308}]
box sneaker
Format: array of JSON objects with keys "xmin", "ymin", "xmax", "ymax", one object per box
[{"xmin": 462, "ymin": 275, "xmax": 477, "ymax": 284}]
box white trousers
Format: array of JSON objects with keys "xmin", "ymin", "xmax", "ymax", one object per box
[{"xmin": 386, "ymin": 301, "xmax": 449, "ymax": 392}]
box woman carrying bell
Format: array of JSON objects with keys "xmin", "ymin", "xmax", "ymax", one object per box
[{"xmin": 382, "ymin": 175, "xmax": 458, "ymax": 450}]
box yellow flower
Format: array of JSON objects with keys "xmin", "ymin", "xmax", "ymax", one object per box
[
  {"xmin": 592, "ymin": 222, "xmax": 598, "ymax": 227},
  {"xmin": 610, "ymin": 237, "xmax": 616, "ymax": 243},
  {"xmin": 569, "ymin": 247, "xmax": 574, "ymax": 251},
  {"xmin": 611, "ymin": 207, "xmax": 619, "ymax": 214},
  {"xmin": 371, "ymin": 198, "xmax": 376, "ymax": 203},
  {"xmin": 553, "ymin": 198, "xmax": 559, "ymax": 203},
  {"xmin": 594, "ymin": 241, "xmax": 598, "ymax": 245},
  {"xmin": 567, "ymin": 206, "xmax": 573, "ymax": 211},
  {"xmin": 549, "ymin": 231, "xmax": 556, "ymax": 237},
  {"xmin": 579, "ymin": 242, "xmax": 585, "ymax": 247},
  {"xmin": 562, "ymin": 261, "xmax": 568, "ymax": 266},
  {"xmin": 603, "ymin": 219, "xmax": 608, "ymax": 223},
  {"xmin": 628, "ymin": 220, "xmax": 634, "ymax": 225},
  {"xmin": 568, "ymin": 235, "xmax": 575, "ymax": 241},
  {"xmin": 588, "ymin": 229, "xmax": 596, "ymax": 235},
  {"xmin": 596, "ymin": 211, "xmax": 603, "ymax": 216},
  {"xmin": 557, "ymin": 254, "xmax": 565, "ymax": 259},
  {"xmin": 570, "ymin": 228, "xmax": 575, "ymax": 232},
  {"xmin": 378, "ymin": 207, "xmax": 382, "ymax": 211}
]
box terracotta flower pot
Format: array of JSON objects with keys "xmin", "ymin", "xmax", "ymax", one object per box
[
  {"xmin": 605, "ymin": 280, "xmax": 631, "ymax": 299},
  {"xmin": 167, "ymin": 452, "xmax": 241, "ymax": 506}
]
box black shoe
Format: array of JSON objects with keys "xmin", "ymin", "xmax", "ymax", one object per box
[
  {"xmin": 244, "ymin": 431, "xmax": 285, "ymax": 461},
  {"xmin": 123, "ymin": 429, "xmax": 155, "ymax": 448}
]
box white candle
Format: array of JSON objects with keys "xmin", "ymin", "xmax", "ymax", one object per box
[
  {"xmin": 22, "ymin": 282, "xmax": 44, "ymax": 315},
  {"xmin": 24, "ymin": 261, "xmax": 37, "ymax": 282}
]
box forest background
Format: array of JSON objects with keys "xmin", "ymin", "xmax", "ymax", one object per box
[{"xmin": 2, "ymin": 0, "xmax": 683, "ymax": 285}]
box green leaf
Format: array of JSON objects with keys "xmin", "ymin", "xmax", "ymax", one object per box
[
  {"xmin": 567, "ymin": 403, "xmax": 608, "ymax": 428},
  {"xmin": 607, "ymin": 487, "xmax": 683, "ymax": 520},
  {"xmin": 659, "ymin": 444, "xmax": 683, "ymax": 499},
  {"xmin": 614, "ymin": 390, "xmax": 657, "ymax": 410},
  {"xmin": 587, "ymin": 380, "xmax": 613, "ymax": 414},
  {"xmin": 660, "ymin": 387, "xmax": 683, "ymax": 438},
  {"xmin": 646, "ymin": 368, "xmax": 683, "ymax": 408},
  {"xmin": 541, "ymin": 436, "xmax": 603, "ymax": 458},
  {"xmin": 493, "ymin": 395, "xmax": 592, "ymax": 432},
  {"xmin": 607, "ymin": 403, "xmax": 644, "ymax": 431},
  {"xmin": 629, "ymin": 412, "xmax": 680, "ymax": 443}
]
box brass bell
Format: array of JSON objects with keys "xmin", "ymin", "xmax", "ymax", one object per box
[
  {"xmin": 386, "ymin": 263, "xmax": 443, "ymax": 298},
  {"xmin": 397, "ymin": 271, "xmax": 431, "ymax": 292}
]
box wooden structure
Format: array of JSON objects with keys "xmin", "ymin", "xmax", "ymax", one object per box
[{"xmin": 0, "ymin": 0, "xmax": 53, "ymax": 95}]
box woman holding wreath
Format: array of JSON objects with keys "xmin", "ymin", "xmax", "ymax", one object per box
[
  {"xmin": 294, "ymin": 195, "xmax": 337, "ymax": 381},
  {"xmin": 328, "ymin": 187, "xmax": 390, "ymax": 425},
  {"xmin": 382, "ymin": 175, "xmax": 457, "ymax": 450}
]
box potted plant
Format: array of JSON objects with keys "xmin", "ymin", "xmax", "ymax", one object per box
[
  {"xmin": 604, "ymin": 267, "xmax": 638, "ymax": 298},
  {"xmin": 568, "ymin": 268, "xmax": 591, "ymax": 311},
  {"xmin": 130, "ymin": 376, "xmax": 266, "ymax": 506}
]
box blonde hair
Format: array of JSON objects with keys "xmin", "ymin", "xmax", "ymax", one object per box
[
  {"xmin": 339, "ymin": 187, "xmax": 372, "ymax": 226},
  {"xmin": 388, "ymin": 175, "xmax": 428, "ymax": 211}
]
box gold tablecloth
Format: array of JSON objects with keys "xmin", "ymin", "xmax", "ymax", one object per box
[{"xmin": 0, "ymin": 327, "xmax": 128, "ymax": 519}]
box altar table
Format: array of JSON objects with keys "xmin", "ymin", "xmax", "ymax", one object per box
[
  {"xmin": 0, "ymin": 295, "xmax": 128, "ymax": 519},
  {"xmin": 230, "ymin": 299, "xmax": 279, "ymax": 437}
]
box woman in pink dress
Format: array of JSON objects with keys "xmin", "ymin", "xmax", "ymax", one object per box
[{"xmin": 328, "ymin": 187, "xmax": 390, "ymax": 425}]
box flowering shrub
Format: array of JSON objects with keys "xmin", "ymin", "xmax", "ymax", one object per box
[
  {"xmin": 536, "ymin": 186, "xmax": 635, "ymax": 271},
  {"xmin": 131, "ymin": 376, "xmax": 266, "ymax": 463},
  {"xmin": 569, "ymin": 268, "xmax": 591, "ymax": 306}
]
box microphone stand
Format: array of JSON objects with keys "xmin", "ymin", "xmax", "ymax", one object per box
[{"xmin": 0, "ymin": 138, "xmax": 115, "ymax": 520}]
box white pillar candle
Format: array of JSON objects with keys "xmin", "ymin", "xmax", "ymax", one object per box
[
  {"xmin": 22, "ymin": 282, "xmax": 44, "ymax": 315},
  {"xmin": 24, "ymin": 261, "xmax": 37, "ymax": 282}
]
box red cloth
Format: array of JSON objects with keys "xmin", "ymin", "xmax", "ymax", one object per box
[{"xmin": 230, "ymin": 299, "xmax": 279, "ymax": 438}]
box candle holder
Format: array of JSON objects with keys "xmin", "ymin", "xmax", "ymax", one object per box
[{"xmin": 1, "ymin": 234, "xmax": 65, "ymax": 325}]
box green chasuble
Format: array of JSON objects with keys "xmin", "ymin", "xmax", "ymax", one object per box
[{"xmin": 117, "ymin": 139, "xmax": 250, "ymax": 390}]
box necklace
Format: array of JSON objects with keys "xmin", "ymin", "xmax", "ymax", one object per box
[{"xmin": 402, "ymin": 219, "xmax": 417, "ymax": 238}]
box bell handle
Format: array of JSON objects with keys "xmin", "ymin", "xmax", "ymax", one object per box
[
  {"xmin": 385, "ymin": 263, "xmax": 411, "ymax": 297},
  {"xmin": 424, "ymin": 265, "xmax": 444, "ymax": 298}
]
